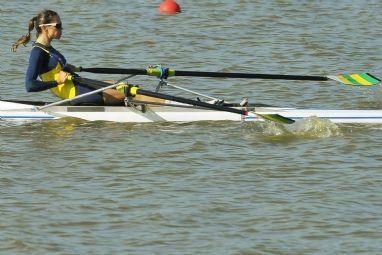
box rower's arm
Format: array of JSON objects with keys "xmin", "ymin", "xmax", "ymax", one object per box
[{"xmin": 25, "ymin": 48, "xmax": 58, "ymax": 92}]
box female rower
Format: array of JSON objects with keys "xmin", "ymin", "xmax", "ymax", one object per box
[{"xmin": 12, "ymin": 9, "xmax": 125, "ymax": 105}]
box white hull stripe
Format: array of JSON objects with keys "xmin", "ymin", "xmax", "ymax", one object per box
[
  {"xmin": 245, "ymin": 116, "xmax": 382, "ymax": 120},
  {"xmin": 0, "ymin": 115, "xmax": 56, "ymax": 119}
]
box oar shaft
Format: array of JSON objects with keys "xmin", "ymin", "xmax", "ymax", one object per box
[
  {"xmin": 81, "ymin": 67, "xmax": 328, "ymax": 81},
  {"xmin": 80, "ymin": 67, "xmax": 380, "ymax": 86},
  {"xmin": 81, "ymin": 67, "xmax": 146, "ymax": 75},
  {"xmin": 135, "ymin": 88, "xmax": 247, "ymax": 115},
  {"xmin": 173, "ymin": 70, "xmax": 328, "ymax": 81}
]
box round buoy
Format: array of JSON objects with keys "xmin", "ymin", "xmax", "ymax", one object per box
[{"xmin": 159, "ymin": 0, "xmax": 181, "ymax": 14}]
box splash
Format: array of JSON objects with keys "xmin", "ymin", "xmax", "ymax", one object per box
[
  {"xmin": 288, "ymin": 117, "xmax": 341, "ymax": 138},
  {"xmin": 249, "ymin": 116, "xmax": 341, "ymax": 139}
]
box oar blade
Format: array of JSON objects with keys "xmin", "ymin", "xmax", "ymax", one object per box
[
  {"xmin": 328, "ymin": 73, "xmax": 381, "ymax": 86},
  {"xmin": 255, "ymin": 113, "xmax": 295, "ymax": 124}
]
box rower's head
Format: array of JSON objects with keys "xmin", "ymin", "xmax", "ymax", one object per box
[{"xmin": 12, "ymin": 10, "xmax": 63, "ymax": 52}]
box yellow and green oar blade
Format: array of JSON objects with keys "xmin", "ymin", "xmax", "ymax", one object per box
[
  {"xmin": 255, "ymin": 113, "xmax": 295, "ymax": 124},
  {"xmin": 327, "ymin": 73, "xmax": 381, "ymax": 86}
]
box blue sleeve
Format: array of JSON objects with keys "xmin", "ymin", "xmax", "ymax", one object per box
[{"xmin": 25, "ymin": 48, "xmax": 58, "ymax": 92}]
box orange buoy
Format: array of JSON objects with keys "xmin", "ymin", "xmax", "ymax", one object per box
[{"xmin": 159, "ymin": 0, "xmax": 181, "ymax": 14}]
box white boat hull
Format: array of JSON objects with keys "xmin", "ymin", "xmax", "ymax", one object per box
[{"xmin": 1, "ymin": 100, "xmax": 382, "ymax": 124}]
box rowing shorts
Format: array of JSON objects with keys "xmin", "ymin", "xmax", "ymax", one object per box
[{"xmin": 71, "ymin": 84, "xmax": 104, "ymax": 105}]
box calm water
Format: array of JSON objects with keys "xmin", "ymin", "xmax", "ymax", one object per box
[{"xmin": 1, "ymin": 1, "xmax": 382, "ymax": 254}]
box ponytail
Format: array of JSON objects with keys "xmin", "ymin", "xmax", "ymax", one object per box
[
  {"xmin": 12, "ymin": 16, "xmax": 37, "ymax": 52},
  {"xmin": 12, "ymin": 10, "xmax": 58, "ymax": 52}
]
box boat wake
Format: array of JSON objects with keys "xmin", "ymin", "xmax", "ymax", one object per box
[{"xmin": 245, "ymin": 116, "xmax": 341, "ymax": 139}]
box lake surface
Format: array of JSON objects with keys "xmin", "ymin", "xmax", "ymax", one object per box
[{"xmin": 1, "ymin": 1, "xmax": 382, "ymax": 254}]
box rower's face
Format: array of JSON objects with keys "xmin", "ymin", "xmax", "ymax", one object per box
[{"xmin": 44, "ymin": 15, "xmax": 63, "ymax": 40}]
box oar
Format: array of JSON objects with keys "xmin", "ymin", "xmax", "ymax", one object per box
[
  {"xmin": 80, "ymin": 67, "xmax": 381, "ymax": 86},
  {"xmin": 124, "ymin": 85, "xmax": 295, "ymax": 124},
  {"xmin": 34, "ymin": 74, "xmax": 293, "ymax": 124}
]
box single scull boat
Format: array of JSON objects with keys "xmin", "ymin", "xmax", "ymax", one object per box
[
  {"xmin": 2, "ymin": 67, "xmax": 380, "ymax": 124},
  {"xmin": 2, "ymin": 99, "xmax": 382, "ymax": 123}
]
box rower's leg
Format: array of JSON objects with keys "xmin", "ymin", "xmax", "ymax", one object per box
[{"xmin": 102, "ymin": 89, "xmax": 125, "ymax": 105}]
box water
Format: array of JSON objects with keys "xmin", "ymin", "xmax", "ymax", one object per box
[{"xmin": 1, "ymin": 1, "xmax": 382, "ymax": 254}]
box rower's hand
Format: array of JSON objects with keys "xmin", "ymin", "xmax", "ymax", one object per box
[{"xmin": 56, "ymin": 71, "xmax": 70, "ymax": 84}]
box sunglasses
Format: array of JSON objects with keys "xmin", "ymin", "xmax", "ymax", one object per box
[{"xmin": 39, "ymin": 23, "xmax": 63, "ymax": 29}]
